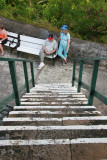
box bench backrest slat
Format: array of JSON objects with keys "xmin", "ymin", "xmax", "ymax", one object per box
[
  {"xmin": 20, "ymin": 35, "xmax": 45, "ymax": 45},
  {"xmin": 20, "ymin": 41, "xmax": 42, "ymax": 49},
  {"xmin": 7, "ymin": 31, "xmax": 18, "ymax": 38},
  {"xmin": 8, "ymin": 37, "xmax": 18, "ymax": 43}
]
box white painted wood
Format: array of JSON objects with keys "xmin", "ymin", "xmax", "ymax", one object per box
[
  {"xmin": 0, "ymin": 139, "xmax": 70, "ymax": 146},
  {"xmin": 9, "ymin": 110, "xmax": 72, "ymax": 115},
  {"xmin": 63, "ymin": 116, "xmax": 107, "ymax": 121},
  {"xmin": 20, "ymin": 35, "xmax": 45, "ymax": 44},
  {"xmin": 20, "ymin": 97, "xmax": 88, "ymax": 102},
  {"xmin": 30, "ymin": 88, "xmax": 77, "ymax": 91},
  {"xmin": 22, "ymin": 95, "xmax": 85, "ymax": 98},
  {"xmin": 21, "ymin": 101, "xmax": 88, "ymax": 105},
  {"xmin": 0, "ymin": 125, "xmax": 107, "ymax": 131},
  {"xmin": 4, "ymin": 31, "xmax": 19, "ymax": 47},
  {"xmin": 3, "ymin": 117, "xmax": 62, "ymax": 122},
  {"xmin": 71, "ymin": 138, "xmax": 107, "ymax": 144},
  {"xmin": 9, "ymin": 110, "xmax": 100, "ymax": 115},
  {"xmin": 26, "ymin": 92, "xmax": 83, "ymax": 95},
  {"xmin": 14, "ymin": 105, "xmax": 96, "ymax": 110},
  {"xmin": 7, "ymin": 31, "xmax": 18, "ymax": 38}
]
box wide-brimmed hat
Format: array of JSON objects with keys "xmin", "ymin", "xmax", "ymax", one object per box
[{"xmin": 61, "ymin": 25, "xmax": 68, "ymax": 31}]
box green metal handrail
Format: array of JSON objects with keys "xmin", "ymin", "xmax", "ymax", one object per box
[
  {"xmin": 0, "ymin": 57, "xmax": 35, "ymax": 110},
  {"xmin": 72, "ymin": 57, "xmax": 107, "ymax": 105}
]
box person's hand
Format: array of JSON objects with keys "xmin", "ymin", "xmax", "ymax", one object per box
[
  {"xmin": 66, "ymin": 48, "xmax": 68, "ymax": 51},
  {"xmin": 44, "ymin": 50, "xmax": 48, "ymax": 54},
  {"xmin": 46, "ymin": 52, "xmax": 51, "ymax": 55}
]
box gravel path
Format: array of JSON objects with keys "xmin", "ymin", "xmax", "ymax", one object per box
[{"xmin": 0, "ymin": 47, "xmax": 107, "ymax": 115}]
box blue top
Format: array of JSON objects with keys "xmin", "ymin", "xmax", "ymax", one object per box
[{"xmin": 60, "ymin": 31, "xmax": 70, "ymax": 46}]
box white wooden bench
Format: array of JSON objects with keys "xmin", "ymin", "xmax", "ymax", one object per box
[
  {"xmin": 4, "ymin": 31, "xmax": 20, "ymax": 54},
  {"xmin": 17, "ymin": 35, "xmax": 58, "ymax": 65}
]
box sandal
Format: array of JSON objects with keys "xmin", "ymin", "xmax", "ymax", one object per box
[
  {"xmin": 0, "ymin": 53, "xmax": 5, "ymax": 56},
  {"xmin": 62, "ymin": 61, "xmax": 66, "ymax": 66}
]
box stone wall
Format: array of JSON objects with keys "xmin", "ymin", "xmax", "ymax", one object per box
[
  {"xmin": 0, "ymin": 17, "xmax": 107, "ymax": 66},
  {"xmin": 70, "ymin": 37, "xmax": 107, "ymax": 66}
]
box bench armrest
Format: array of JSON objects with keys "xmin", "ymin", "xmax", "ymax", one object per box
[
  {"xmin": 52, "ymin": 51, "xmax": 57, "ymax": 58},
  {"xmin": 9, "ymin": 34, "xmax": 20, "ymax": 49}
]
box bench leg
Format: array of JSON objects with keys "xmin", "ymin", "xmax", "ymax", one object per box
[
  {"xmin": 10, "ymin": 47, "xmax": 13, "ymax": 55},
  {"xmin": 53, "ymin": 58, "xmax": 56, "ymax": 66},
  {"xmin": 17, "ymin": 51, "xmax": 20, "ymax": 57}
]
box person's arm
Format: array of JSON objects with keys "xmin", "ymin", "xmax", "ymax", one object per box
[
  {"xmin": 42, "ymin": 45, "xmax": 48, "ymax": 54},
  {"xmin": 57, "ymin": 37, "xmax": 61, "ymax": 43},
  {"xmin": 66, "ymin": 39, "xmax": 70, "ymax": 51},
  {"xmin": 46, "ymin": 48, "xmax": 57, "ymax": 55}
]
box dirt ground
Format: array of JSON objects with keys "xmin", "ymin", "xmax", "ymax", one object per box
[{"xmin": 0, "ymin": 47, "xmax": 107, "ymax": 115}]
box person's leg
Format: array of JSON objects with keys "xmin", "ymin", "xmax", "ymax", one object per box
[
  {"xmin": 0, "ymin": 39, "xmax": 8, "ymax": 56},
  {"xmin": 38, "ymin": 49, "xmax": 45, "ymax": 69},
  {"xmin": 58, "ymin": 44, "xmax": 68, "ymax": 65},
  {"xmin": 58, "ymin": 45, "xmax": 65, "ymax": 59},
  {"xmin": 39, "ymin": 49, "xmax": 45, "ymax": 62},
  {"xmin": 0, "ymin": 44, "xmax": 4, "ymax": 55},
  {"xmin": 62, "ymin": 46, "xmax": 68, "ymax": 65},
  {"xmin": 64, "ymin": 47, "xmax": 68, "ymax": 59}
]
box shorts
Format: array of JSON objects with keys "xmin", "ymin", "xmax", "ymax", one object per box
[{"xmin": 0, "ymin": 39, "xmax": 8, "ymax": 45}]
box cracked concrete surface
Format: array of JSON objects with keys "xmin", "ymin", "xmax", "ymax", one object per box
[{"xmin": 0, "ymin": 47, "xmax": 107, "ymax": 115}]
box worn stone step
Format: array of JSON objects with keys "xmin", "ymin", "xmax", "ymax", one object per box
[
  {"xmin": 30, "ymin": 90, "xmax": 78, "ymax": 93},
  {"xmin": 3, "ymin": 116, "xmax": 107, "ymax": 126},
  {"xmin": 31, "ymin": 86, "xmax": 76, "ymax": 90},
  {"xmin": 35, "ymin": 83, "xmax": 72, "ymax": 87},
  {"xmin": 33, "ymin": 87, "xmax": 75, "ymax": 90},
  {"xmin": 0, "ymin": 139, "xmax": 71, "ymax": 160},
  {"xmin": 30, "ymin": 87, "xmax": 77, "ymax": 92},
  {"xmin": 71, "ymin": 138, "xmax": 107, "ymax": 160},
  {"xmin": 8, "ymin": 110, "xmax": 101, "ymax": 118},
  {"xmin": 20, "ymin": 97, "xmax": 88, "ymax": 102},
  {"xmin": 63, "ymin": 116, "xmax": 107, "ymax": 125},
  {"xmin": 13, "ymin": 105, "xmax": 96, "ymax": 112},
  {"xmin": 35, "ymin": 83, "xmax": 71, "ymax": 86},
  {"xmin": 25, "ymin": 92, "xmax": 83, "ymax": 95},
  {"xmin": 3, "ymin": 117, "xmax": 62, "ymax": 126},
  {"xmin": 22, "ymin": 94, "xmax": 85, "ymax": 98},
  {"xmin": 0, "ymin": 125, "xmax": 107, "ymax": 140},
  {"xmin": 21, "ymin": 101, "xmax": 88, "ymax": 106}
]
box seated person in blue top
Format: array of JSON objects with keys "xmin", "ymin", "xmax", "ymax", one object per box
[{"xmin": 57, "ymin": 25, "xmax": 70, "ymax": 65}]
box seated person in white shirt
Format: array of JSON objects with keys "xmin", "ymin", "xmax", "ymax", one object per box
[{"xmin": 38, "ymin": 34, "xmax": 57, "ymax": 69}]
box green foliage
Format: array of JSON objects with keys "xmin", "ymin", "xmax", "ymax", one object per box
[
  {"xmin": 0, "ymin": 0, "xmax": 6, "ymax": 9},
  {"xmin": 44, "ymin": 0, "xmax": 107, "ymax": 43},
  {"xmin": 0, "ymin": 0, "xmax": 107, "ymax": 43}
]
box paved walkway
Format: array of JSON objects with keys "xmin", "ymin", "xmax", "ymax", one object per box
[{"xmin": 0, "ymin": 48, "xmax": 107, "ymax": 115}]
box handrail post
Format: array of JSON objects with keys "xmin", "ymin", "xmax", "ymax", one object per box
[
  {"xmin": 23, "ymin": 62, "xmax": 30, "ymax": 93},
  {"xmin": 8, "ymin": 61, "xmax": 20, "ymax": 106},
  {"xmin": 88, "ymin": 60, "xmax": 100, "ymax": 105},
  {"xmin": 78, "ymin": 60, "xmax": 84, "ymax": 92},
  {"xmin": 72, "ymin": 61, "xmax": 76, "ymax": 86},
  {"xmin": 30, "ymin": 62, "xmax": 35, "ymax": 87}
]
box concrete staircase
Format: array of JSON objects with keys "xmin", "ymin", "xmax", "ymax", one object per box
[{"xmin": 0, "ymin": 83, "xmax": 107, "ymax": 160}]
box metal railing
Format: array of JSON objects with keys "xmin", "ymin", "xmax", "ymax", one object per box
[
  {"xmin": 72, "ymin": 57, "xmax": 107, "ymax": 105},
  {"xmin": 0, "ymin": 57, "xmax": 35, "ymax": 110}
]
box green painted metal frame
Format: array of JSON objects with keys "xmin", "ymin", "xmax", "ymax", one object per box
[
  {"xmin": 72, "ymin": 61, "xmax": 76, "ymax": 87},
  {"xmin": 72, "ymin": 57, "xmax": 107, "ymax": 105},
  {"xmin": 9, "ymin": 61, "xmax": 20, "ymax": 106},
  {"xmin": 0, "ymin": 57, "xmax": 35, "ymax": 110},
  {"xmin": 30, "ymin": 62, "xmax": 35, "ymax": 87},
  {"xmin": 23, "ymin": 62, "xmax": 30, "ymax": 93}
]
